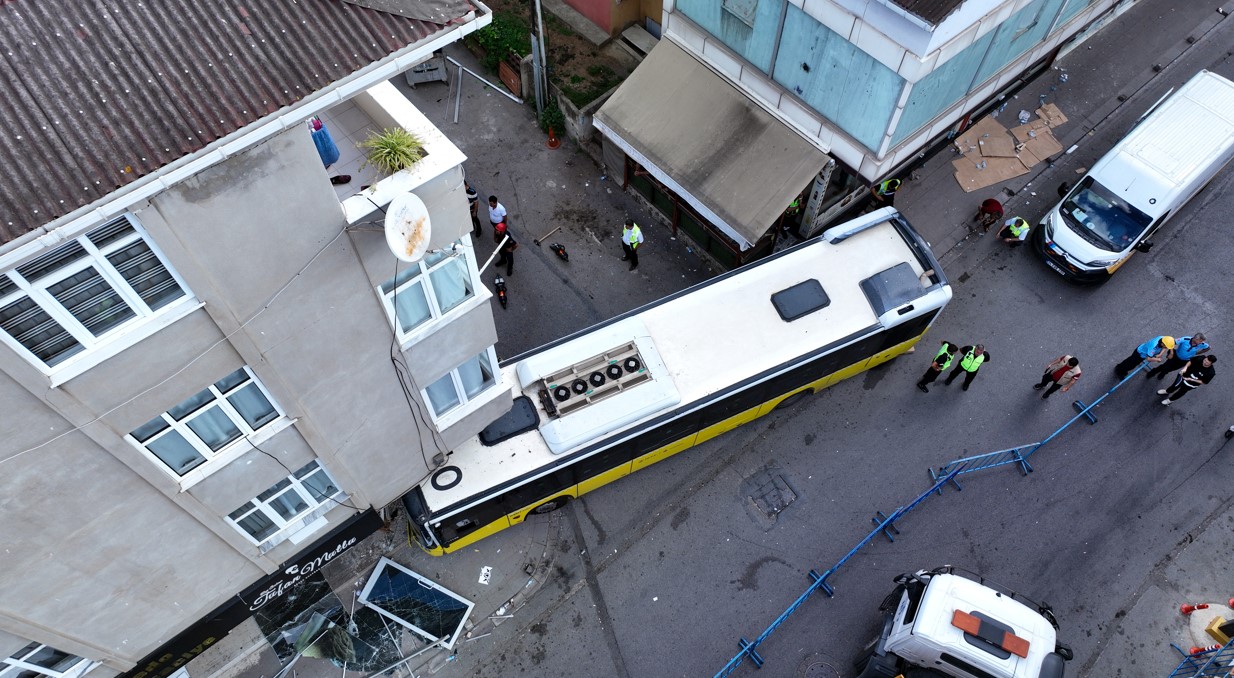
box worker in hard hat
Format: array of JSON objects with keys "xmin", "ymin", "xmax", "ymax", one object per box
[{"xmin": 1114, "ymin": 335, "xmax": 1175, "ymax": 380}]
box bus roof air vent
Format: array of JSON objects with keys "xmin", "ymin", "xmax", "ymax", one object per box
[
  {"xmin": 771, "ymin": 279, "xmax": 830, "ymax": 321},
  {"xmin": 534, "ymin": 341, "xmax": 651, "ymax": 418}
]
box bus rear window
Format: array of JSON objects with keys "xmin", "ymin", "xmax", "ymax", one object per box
[{"xmin": 861, "ymin": 262, "xmax": 920, "ymax": 316}]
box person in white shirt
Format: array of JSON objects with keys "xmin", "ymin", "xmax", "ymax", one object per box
[
  {"xmin": 487, "ymin": 196, "xmax": 507, "ymax": 231},
  {"xmin": 621, "ymin": 218, "xmax": 644, "ymax": 271}
]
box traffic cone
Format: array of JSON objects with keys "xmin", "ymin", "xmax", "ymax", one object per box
[
  {"xmin": 1181, "ymin": 603, "xmax": 1210, "ymax": 615},
  {"xmin": 1190, "ymin": 644, "xmax": 1220, "ymax": 655},
  {"xmin": 546, "ymin": 126, "xmax": 561, "ymax": 150}
]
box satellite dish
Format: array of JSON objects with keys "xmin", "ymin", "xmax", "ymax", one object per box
[{"xmin": 384, "ymin": 192, "xmax": 432, "ymax": 262}]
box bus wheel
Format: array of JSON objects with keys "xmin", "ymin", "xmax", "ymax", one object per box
[
  {"xmin": 774, "ymin": 389, "xmax": 813, "ymax": 410},
  {"xmin": 531, "ymin": 496, "xmax": 569, "ymax": 514}
]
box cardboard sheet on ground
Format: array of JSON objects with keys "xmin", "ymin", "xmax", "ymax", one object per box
[
  {"xmin": 1019, "ymin": 129, "xmax": 1064, "ymax": 166},
  {"xmin": 1037, "ymin": 103, "xmax": 1068, "ymax": 127},
  {"xmin": 952, "ymin": 155, "xmax": 1031, "ymax": 193},
  {"xmin": 953, "ymin": 103, "xmax": 1070, "ymax": 191},
  {"xmin": 978, "ymin": 135, "xmax": 1018, "ymax": 158},
  {"xmin": 1010, "ymin": 119, "xmax": 1051, "ymax": 143},
  {"xmin": 953, "ymin": 117, "xmax": 1011, "ymax": 156}
]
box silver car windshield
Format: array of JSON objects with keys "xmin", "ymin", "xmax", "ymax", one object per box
[{"xmin": 1060, "ymin": 176, "xmax": 1152, "ymax": 251}]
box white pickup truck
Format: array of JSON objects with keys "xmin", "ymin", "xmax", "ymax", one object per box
[{"xmin": 855, "ymin": 566, "xmax": 1073, "ymax": 678}]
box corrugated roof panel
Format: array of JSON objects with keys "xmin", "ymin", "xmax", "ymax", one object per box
[{"xmin": 0, "ymin": 0, "xmax": 474, "ymax": 243}]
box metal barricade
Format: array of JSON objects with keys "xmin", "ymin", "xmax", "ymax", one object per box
[{"xmin": 713, "ymin": 467, "xmax": 962, "ymax": 678}]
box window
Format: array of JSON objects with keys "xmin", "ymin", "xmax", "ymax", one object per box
[
  {"xmin": 0, "ymin": 216, "xmax": 190, "ymax": 371},
  {"xmin": 226, "ymin": 460, "xmax": 345, "ymax": 547},
  {"xmin": 423, "ymin": 348, "xmax": 498, "ymax": 419},
  {"xmin": 129, "ymin": 367, "xmax": 283, "ymax": 477},
  {"xmin": 1, "ymin": 642, "xmax": 93, "ymax": 678},
  {"xmin": 379, "ymin": 242, "xmax": 475, "ymax": 342}
]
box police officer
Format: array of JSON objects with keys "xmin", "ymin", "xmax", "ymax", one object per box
[
  {"xmin": 998, "ymin": 217, "xmax": 1030, "ymax": 248},
  {"xmin": 621, "ymin": 218, "xmax": 644, "ymax": 271},
  {"xmin": 870, "ymin": 178, "xmax": 901, "ymax": 207},
  {"xmin": 916, "ymin": 341, "xmax": 958, "ymax": 393},
  {"xmin": 944, "ymin": 344, "xmax": 990, "ymax": 391}
]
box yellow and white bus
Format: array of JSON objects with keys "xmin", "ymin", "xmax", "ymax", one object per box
[{"xmin": 402, "ymin": 208, "xmax": 952, "ymax": 555}]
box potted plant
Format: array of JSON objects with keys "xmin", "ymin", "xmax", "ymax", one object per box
[{"xmin": 358, "ymin": 127, "xmax": 426, "ymax": 175}]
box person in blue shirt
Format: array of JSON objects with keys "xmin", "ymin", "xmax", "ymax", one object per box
[
  {"xmin": 1114, "ymin": 335, "xmax": 1174, "ymax": 380},
  {"xmin": 1147, "ymin": 332, "xmax": 1209, "ymax": 380}
]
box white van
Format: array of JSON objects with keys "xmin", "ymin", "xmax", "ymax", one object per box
[{"xmin": 1035, "ymin": 70, "xmax": 1234, "ymax": 282}]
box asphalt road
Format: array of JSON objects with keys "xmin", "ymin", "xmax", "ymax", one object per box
[
  {"xmin": 474, "ymin": 35, "xmax": 1227, "ymax": 678},
  {"xmin": 423, "ymin": 6, "xmax": 1234, "ymax": 678}
]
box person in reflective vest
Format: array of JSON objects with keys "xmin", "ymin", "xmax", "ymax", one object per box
[
  {"xmin": 916, "ymin": 340, "xmax": 958, "ymax": 393},
  {"xmin": 998, "ymin": 217, "xmax": 1030, "ymax": 248},
  {"xmin": 620, "ymin": 218, "xmax": 644, "ymax": 271},
  {"xmin": 870, "ymin": 178, "xmax": 901, "ymax": 206},
  {"xmin": 781, "ymin": 196, "xmax": 803, "ymax": 234},
  {"xmin": 944, "ymin": 344, "xmax": 990, "ymax": 391}
]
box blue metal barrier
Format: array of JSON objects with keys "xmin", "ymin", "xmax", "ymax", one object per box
[
  {"xmin": 713, "ymin": 466, "xmax": 962, "ymax": 678},
  {"xmin": 929, "ymin": 362, "xmax": 1148, "ymax": 490},
  {"xmin": 1168, "ymin": 639, "xmax": 1234, "ymax": 677}
]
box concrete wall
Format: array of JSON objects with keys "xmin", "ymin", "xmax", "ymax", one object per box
[
  {"xmin": 664, "ymin": 0, "xmax": 1120, "ymax": 179},
  {"xmin": 0, "ymin": 93, "xmax": 502, "ymax": 670}
]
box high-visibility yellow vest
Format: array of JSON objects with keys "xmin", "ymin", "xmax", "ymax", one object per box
[
  {"xmin": 960, "ymin": 350, "xmax": 985, "ymax": 372},
  {"xmin": 877, "ymin": 179, "xmax": 901, "ymax": 196},
  {"xmin": 1008, "ymin": 217, "xmax": 1029, "ymax": 237},
  {"xmin": 934, "ymin": 345, "xmax": 955, "ymax": 371}
]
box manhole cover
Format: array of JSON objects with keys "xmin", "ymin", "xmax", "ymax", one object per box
[
  {"xmin": 798, "ymin": 659, "xmax": 840, "ymax": 678},
  {"xmin": 739, "ymin": 465, "xmax": 798, "ymax": 531}
]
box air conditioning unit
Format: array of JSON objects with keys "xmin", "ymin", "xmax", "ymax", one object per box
[{"xmin": 539, "ymin": 342, "xmax": 649, "ymax": 417}]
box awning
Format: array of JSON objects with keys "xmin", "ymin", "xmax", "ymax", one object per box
[{"xmin": 594, "ymin": 40, "xmax": 828, "ymax": 250}]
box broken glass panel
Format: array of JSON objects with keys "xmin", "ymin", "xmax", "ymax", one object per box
[{"xmin": 357, "ymin": 557, "xmax": 474, "ymax": 650}]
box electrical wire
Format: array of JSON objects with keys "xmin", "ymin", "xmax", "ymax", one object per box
[
  {"xmin": 385, "ymin": 255, "xmax": 448, "ymax": 471},
  {"xmin": 246, "ymin": 435, "xmax": 363, "ymax": 512}
]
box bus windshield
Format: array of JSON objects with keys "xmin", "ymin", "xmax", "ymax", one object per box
[{"xmin": 1060, "ymin": 176, "xmax": 1152, "ymax": 252}]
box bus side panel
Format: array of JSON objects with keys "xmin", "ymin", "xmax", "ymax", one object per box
[
  {"xmin": 577, "ymin": 461, "xmax": 634, "ymax": 495},
  {"xmin": 509, "ymin": 486, "xmax": 579, "ymax": 525},
  {"xmin": 695, "ymin": 404, "xmax": 763, "ymax": 444},
  {"xmin": 632, "ymin": 433, "xmax": 698, "ymax": 471},
  {"xmin": 440, "ymin": 516, "xmax": 513, "ymax": 554}
]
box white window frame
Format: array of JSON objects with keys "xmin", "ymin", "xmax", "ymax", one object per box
[
  {"xmin": 377, "ymin": 240, "xmax": 485, "ymax": 346},
  {"xmin": 127, "ymin": 367, "xmax": 290, "ymax": 488},
  {"xmin": 0, "ymin": 214, "xmax": 197, "ymax": 385},
  {"xmin": 225, "ymin": 460, "xmax": 347, "ymax": 551},
  {"xmin": 1, "ymin": 642, "xmax": 96, "ymax": 678},
  {"xmin": 421, "ymin": 346, "xmax": 503, "ymax": 428}
]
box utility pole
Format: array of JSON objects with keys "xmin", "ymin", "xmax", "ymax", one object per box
[{"xmin": 529, "ymin": 0, "xmax": 547, "ymax": 118}]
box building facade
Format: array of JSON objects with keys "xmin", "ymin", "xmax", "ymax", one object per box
[
  {"xmin": 596, "ymin": 0, "xmax": 1129, "ymax": 267},
  {"xmin": 0, "ymin": 2, "xmax": 497, "ymax": 677}
]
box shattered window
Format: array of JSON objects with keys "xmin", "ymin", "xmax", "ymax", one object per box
[{"xmin": 358, "ymin": 557, "xmax": 475, "ymax": 650}]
